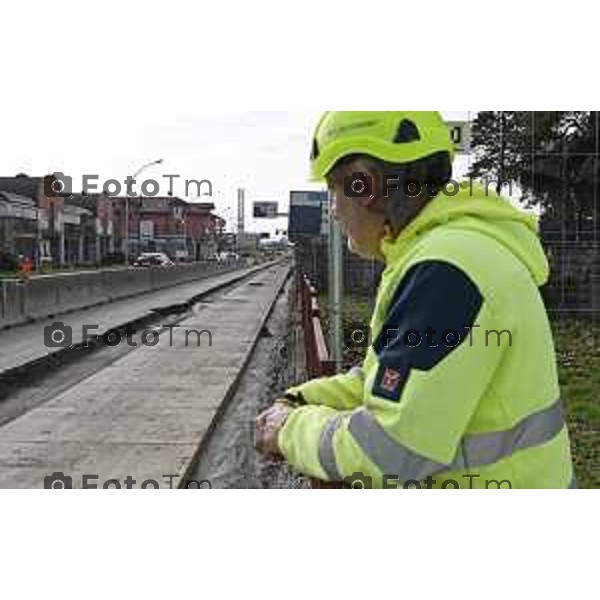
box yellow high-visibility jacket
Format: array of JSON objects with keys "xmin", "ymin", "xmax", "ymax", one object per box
[{"xmin": 278, "ymin": 183, "xmax": 575, "ymax": 489}]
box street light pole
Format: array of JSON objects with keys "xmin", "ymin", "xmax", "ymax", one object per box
[
  {"xmin": 181, "ymin": 215, "xmax": 187, "ymax": 261},
  {"xmin": 125, "ymin": 158, "xmax": 163, "ymax": 264}
]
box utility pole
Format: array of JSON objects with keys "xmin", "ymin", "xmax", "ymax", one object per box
[
  {"xmin": 498, "ymin": 111, "xmax": 506, "ymax": 195},
  {"xmin": 237, "ymin": 188, "xmax": 245, "ymax": 254},
  {"xmin": 327, "ymin": 191, "xmax": 343, "ymax": 372}
]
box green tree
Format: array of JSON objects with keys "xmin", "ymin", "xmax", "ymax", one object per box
[{"xmin": 468, "ymin": 112, "xmax": 600, "ymax": 236}]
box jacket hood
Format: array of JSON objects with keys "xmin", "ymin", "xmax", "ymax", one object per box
[{"xmin": 381, "ymin": 181, "xmax": 549, "ymax": 286}]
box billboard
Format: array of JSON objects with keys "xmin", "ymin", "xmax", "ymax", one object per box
[
  {"xmin": 446, "ymin": 121, "xmax": 472, "ymax": 154},
  {"xmin": 288, "ymin": 191, "xmax": 329, "ymax": 238},
  {"xmin": 253, "ymin": 201, "xmax": 279, "ymax": 218}
]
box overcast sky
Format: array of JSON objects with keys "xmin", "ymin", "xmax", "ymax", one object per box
[{"xmin": 0, "ymin": 110, "xmax": 473, "ymax": 234}]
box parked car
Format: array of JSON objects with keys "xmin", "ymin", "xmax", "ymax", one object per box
[
  {"xmin": 133, "ymin": 252, "xmax": 174, "ymax": 267},
  {"xmin": 216, "ymin": 251, "xmax": 239, "ymax": 262}
]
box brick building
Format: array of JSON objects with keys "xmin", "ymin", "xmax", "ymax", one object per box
[
  {"xmin": 68, "ymin": 192, "xmax": 115, "ymax": 263},
  {"xmin": 0, "ymin": 174, "xmax": 92, "ymax": 267},
  {"xmin": 0, "ymin": 191, "xmax": 39, "ymax": 259},
  {"xmin": 111, "ymin": 196, "xmax": 224, "ymax": 261}
]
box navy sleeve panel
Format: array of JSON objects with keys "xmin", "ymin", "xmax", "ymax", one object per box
[{"xmin": 371, "ymin": 261, "xmax": 484, "ymax": 402}]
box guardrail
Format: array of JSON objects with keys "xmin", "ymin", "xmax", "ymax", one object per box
[
  {"xmin": 0, "ymin": 259, "xmax": 250, "ymax": 330},
  {"xmin": 297, "ymin": 273, "xmax": 347, "ymax": 488},
  {"xmin": 297, "ymin": 273, "xmax": 335, "ymax": 378}
]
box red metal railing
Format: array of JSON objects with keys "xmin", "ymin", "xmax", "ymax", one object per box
[
  {"xmin": 297, "ymin": 274, "xmax": 335, "ymax": 378},
  {"xmin": 296, "ymin": 274, "xmax": 347, "ymax": 488}
]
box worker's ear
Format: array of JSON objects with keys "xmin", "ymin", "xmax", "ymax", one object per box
[{"xmin": 351, "ymin": 160, "xmax": 381, "ymax": 209}]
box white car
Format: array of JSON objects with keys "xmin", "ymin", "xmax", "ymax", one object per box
[
  {"xmin": 133, "ymin": 252, "xmax": 174, "ymax": 267},
  {"xmin": 217, "ymin": 252, "xmax": 239, "ymax": 262}
]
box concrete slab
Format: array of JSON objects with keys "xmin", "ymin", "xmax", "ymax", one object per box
[
  {"xmin": 0, "ymin": 262, "xmax": 291, "ymax": 488},
  {"xmin": 0, "ymin": 407, "xmax": 218, "ymax": 444},
  {"xmin": 0, "ymin": 441, "xmax": 197, "ymax": 489}
]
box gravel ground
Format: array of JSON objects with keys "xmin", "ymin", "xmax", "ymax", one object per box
[{"xmin": 190, "ymin": 276, "xmax": 312, "ymax": 488}]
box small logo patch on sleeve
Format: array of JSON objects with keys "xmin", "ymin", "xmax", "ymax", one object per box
[
  {"xmin": 381, "ymin": 368, "xmax": 402, "ymax": 393},
  {"xmin": 373, "ymin": 364, "xmax": 406, "ymax": 402}
]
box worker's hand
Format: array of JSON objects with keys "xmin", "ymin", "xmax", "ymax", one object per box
[{"xmin": 254, "ymin": 401, "xmax": 294, "ymax": 457}]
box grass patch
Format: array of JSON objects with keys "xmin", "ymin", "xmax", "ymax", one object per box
[{"xmin": 552, "ymin": 318, "xmax": 600, "ymax": 489}]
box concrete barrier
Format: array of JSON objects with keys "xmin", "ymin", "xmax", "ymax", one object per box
[
  {"xmin": 59, "ymin": 271, "xmax": 110, "ymax": 312},
  {"xmin": 0, "ymin": 282, "xmax": 4, "ymax": 328},
  {"xmin": 0, "ymin": 280, "xmax": 26, "ymax": 328},
  {"xmin": 23, "ymin": 276, "xmax": 62, "ymax": 320},
  {"xmin": 0, "ymin": 259, "xmax": 251, "ymax": 329},
  {"xmin": 150, "ymin": 265, "xmax": 185, "ymax": 289},
  {"xmin": 104, "ymin": 267, "xmax": 154, "ymax": 302}
]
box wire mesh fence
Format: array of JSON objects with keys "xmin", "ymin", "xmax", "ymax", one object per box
[{"xmin": 295, "ymin": 112, "xmax": 600, "ymax": 316}]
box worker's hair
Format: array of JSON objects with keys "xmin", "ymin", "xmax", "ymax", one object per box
[{"xmin": 327, "ymin": 151, "xmax": 453, "ymax": 230}]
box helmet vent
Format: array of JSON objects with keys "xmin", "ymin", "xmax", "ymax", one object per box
[
  {"xmin": 311, "ymin": 138, "xmax": 320, "ymax": 160},
  {"xmin": 393, "ymin": 119, "xmax": 421, "ymax": 144}
]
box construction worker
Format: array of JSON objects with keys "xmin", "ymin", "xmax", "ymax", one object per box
[
  {"xmin": 18, "ymin": 255, "xmax": 33, "ymax": 280},
  {"xmin": 23, "ymin": 256, "xmax": 33, "ymax": 276},
  {"xmin": 255, "ymin": 111, "xmax": 576, "ymax": 489}
]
